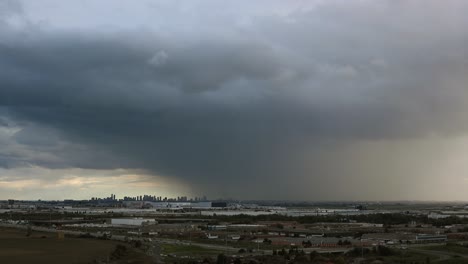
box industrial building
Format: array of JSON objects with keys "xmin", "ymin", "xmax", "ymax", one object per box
[
  {"xmin": 110, "ymin": 218, "xmax": 156, "ymax": 226},
  {"xmin": 414, "ymin": 234, "xmax": 447, "ymax": 244}
]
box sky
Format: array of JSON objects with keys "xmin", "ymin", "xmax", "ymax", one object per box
[{"xmin": 1, "ymin": 0, "xmax": 468, "ymax": 201}]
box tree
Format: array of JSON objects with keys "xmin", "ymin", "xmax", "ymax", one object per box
[
  {"xmin": 217, "ymin": 254, "xmax": 227, "ymax": 264},
  {"xmin": 133, "ymin": 240, "xmax": 142, "ymax": 248},
  {"xmin": 310, "ymin": 250, "xmax": 318, "ymax": 261},
  {"xmin": 26, "ymin": 226, "xmax": 32, "ymax": 237},
  {"xmin": 376, "ymin": 245, "xmax": 394, "ymax": 256},
  {"xmin": 335, "ymin": 256, "xmax": 346, "ymax": 264}
]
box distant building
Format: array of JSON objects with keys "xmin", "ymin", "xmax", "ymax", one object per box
[
  {"xmin": 111, "ymin": 218, "xmax": 156, "ymax": 226},
  {"xmin": 212, "ymin": 202, "xmax": 228, "ymax": 208},
  {"xmin": 362, "ymin": 233, "xmax": 447, "ymax": 244},
  {"xmin": 140, "ymin": 201, "xmax": 212, "ymax": 209},
  {"xmin": 415, "ymin": 234, "xmax": 447, "ymax": 244},
  {"xmin": 207, "ymin": 225, "xmax": 227, "ymax": 230}
]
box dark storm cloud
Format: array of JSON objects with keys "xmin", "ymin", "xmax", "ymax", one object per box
[
  {"xmin": 0, "ymin": 0, "xmax": 22, "ymax": 18},
  {"xmin": 0, "ymin": 116, "xmax": 9, "ymax": 127},
  {"xmin": 2, "ymin": 0, "xmax": 468, "ymax": 198}
]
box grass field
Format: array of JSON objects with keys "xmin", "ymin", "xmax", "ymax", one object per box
[
  {"xmin": 0, "ymin": 227, "xmax": 151, "ymax": 264},
  {"xmin": 437, "ymin": 258, "xmax": 468, "ymax": 264},
  {"xmin": 424, "ymin": 244, "xmax": 468, "ymax": 256},
  {"xmin": 379, "ymin": 251, "xmax": 436, "ymax": 264}
]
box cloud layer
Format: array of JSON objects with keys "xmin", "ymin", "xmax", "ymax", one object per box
[{"xmin": 1, "ymin": 0, "xmax": 468, "ymax": 200}]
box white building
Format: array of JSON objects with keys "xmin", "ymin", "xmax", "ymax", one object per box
[{"xmin": 111, "ymin": 218, "xmax": 156, "ymax": 226}]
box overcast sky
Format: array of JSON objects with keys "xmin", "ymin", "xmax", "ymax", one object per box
[{"xmin": 1, "ymin": 0, "xmax": 468, "ymax": 201}]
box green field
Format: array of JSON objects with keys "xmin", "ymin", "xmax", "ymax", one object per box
[
  {"xmin": 437, "ymin": 258, "xmax": 468, "ymax": 264},
  {"xmin": 424, "ymin": 244, "xmax": 468, "ymax": 256}
]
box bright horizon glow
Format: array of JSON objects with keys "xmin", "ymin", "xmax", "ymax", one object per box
[{"xmin": 0, "ymin": 167, "xmax": 192, "ymax": 200}]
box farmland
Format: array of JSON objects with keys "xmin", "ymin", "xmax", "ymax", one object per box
[{"xmin": 0, "ymin": 227, "xmax": 151, "ymax": 264}]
